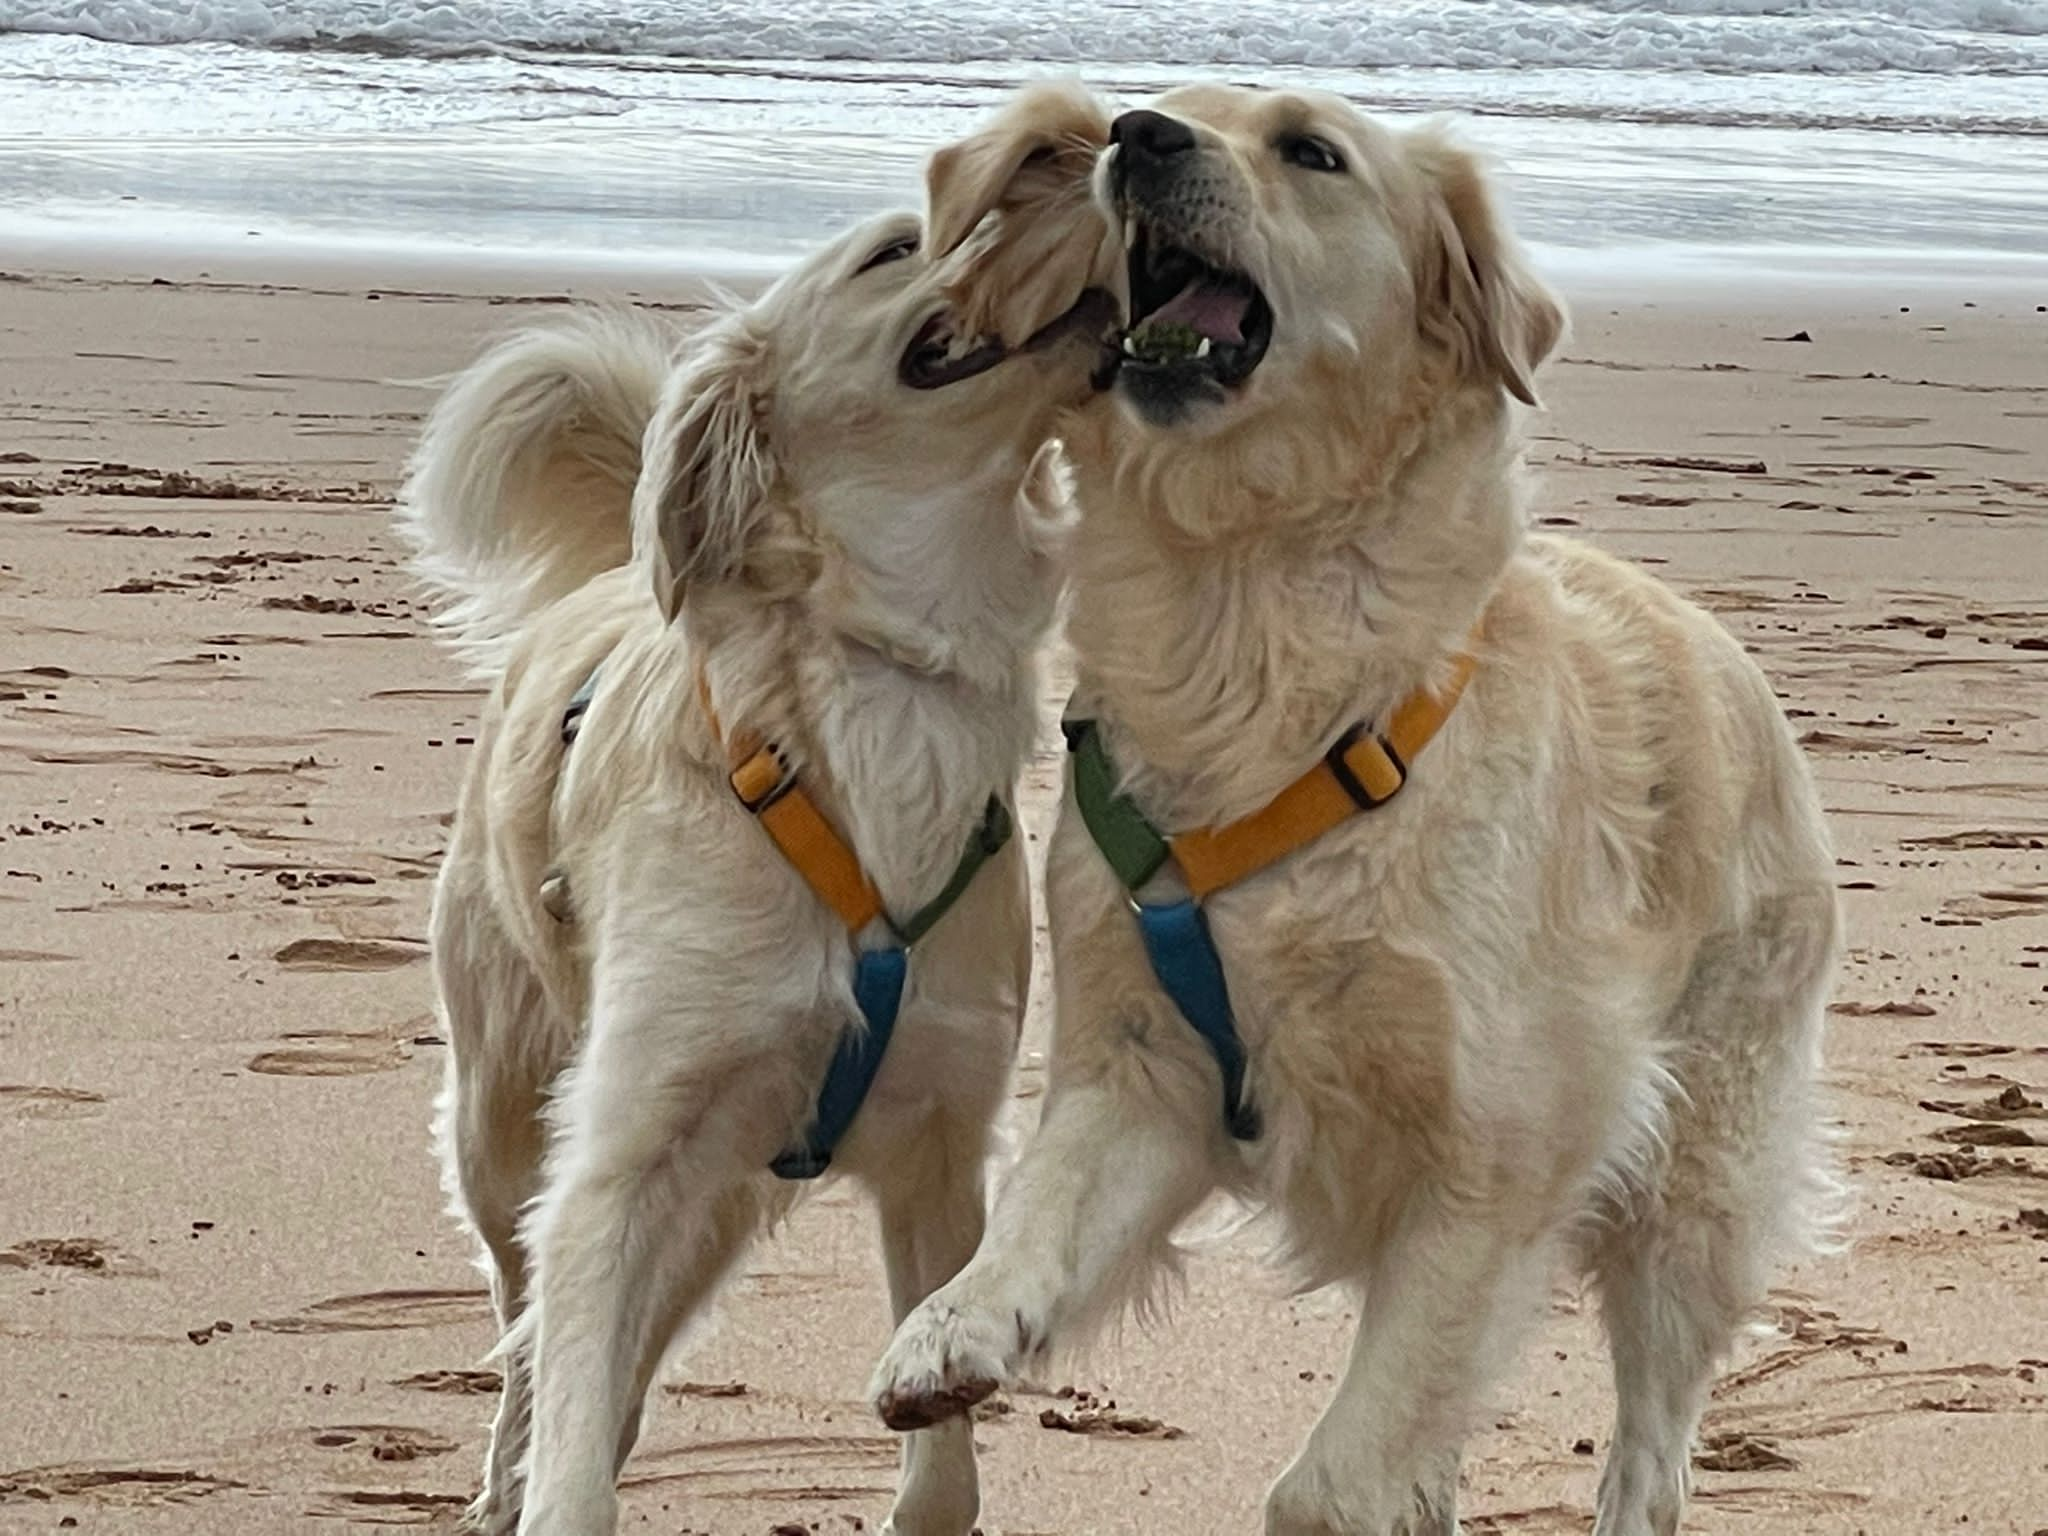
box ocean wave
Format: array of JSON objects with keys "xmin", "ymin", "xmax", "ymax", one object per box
[{"xmin": 6, "ymin": 0, "xmax": 2048, "ymax": 74}]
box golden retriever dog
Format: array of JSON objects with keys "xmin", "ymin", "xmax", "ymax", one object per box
[
  {"xmin": 871, "ymin": 85, "xmax": 1841, "ymax": 1536},
  {"xmin": 399, "ymin": 197, "xmax": 1113, "ymax": 1535}
]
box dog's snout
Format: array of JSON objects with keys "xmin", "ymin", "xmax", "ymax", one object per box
[{"xmin": 1111, "ymin": 110, "xmax": 1195, "ymax": 164}]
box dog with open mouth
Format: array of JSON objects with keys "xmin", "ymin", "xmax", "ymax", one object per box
[
  {"xmin": 401, "ymin": 167, "xmax": 1117, "ymax": 1534},
  {"xmin": 872, "ymin": 83, "xmax": 1842, "ymax": 1536}
]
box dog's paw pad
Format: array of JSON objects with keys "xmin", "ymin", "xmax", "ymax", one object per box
[
  {"xmin": 871, "ymin": 1300, "xmax": 1016, "ymax": 1430},
  {"xmin": 877, "ymin": 1373, "xmax": 1000, "ymax": 1431}
]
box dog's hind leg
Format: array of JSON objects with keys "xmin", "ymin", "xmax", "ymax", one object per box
[
  {"xmin": 608, "ymin": 1177, "xmax": 766, "ymax": 1472},
  {"xmin": 513, "ymin": 979, "xmax": 803, "ymax": 1536},
  {"xmin": 1264, "ymin": 1207, "xmax": 1552, "ymax": 1536},
  {"xmin": 1590, "ymin": 891, "xmax": 1838, "ymax": 1536},
  {"xmin": 868, "ymin": 1111, "xmax": 994, "ymax": 1536},
  {"xmin": 432, "ymin": 879, "xmax": 559, "ymax": 1536}
]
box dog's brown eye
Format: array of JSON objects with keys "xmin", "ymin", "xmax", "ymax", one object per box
[
  {"xmin": 858, "ymin": 235, "xmax": 920, "ymax": 274},
  {"xmin": 1280, "ymin": 134, "xmax": 1345, "ymax": 174}
]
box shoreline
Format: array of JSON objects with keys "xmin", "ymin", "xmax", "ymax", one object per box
[{"xmin": 9, "ymin": 225, "xmax": 2048, "ymax": 311}]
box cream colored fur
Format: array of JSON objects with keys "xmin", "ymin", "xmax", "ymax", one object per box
[
  {"xmin": 402, "ymin": 210, "xmax": 1104, "ymax": 1536},
  {"xmin": 874, "ymin": 85, "xmax": 1842, "ymax": 1536}
]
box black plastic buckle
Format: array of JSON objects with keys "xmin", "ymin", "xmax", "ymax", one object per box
[{"xmin": 1324, "ymin": 724, "xmax": 1406, "ymax": 811}]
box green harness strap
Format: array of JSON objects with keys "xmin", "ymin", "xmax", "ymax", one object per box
[{"xmin": 1067, "ymin": 721, "xmax": 1170, "ymax": 889}]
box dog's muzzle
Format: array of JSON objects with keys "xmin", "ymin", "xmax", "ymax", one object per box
[{"xmin": 1103, "ymin": 109, "xmax": 1274, "ymax": 403}]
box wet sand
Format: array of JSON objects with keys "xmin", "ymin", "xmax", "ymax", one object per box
[{"xmin": 2, "ymin": 264, "xmax": 2045, "ymax": 1533}]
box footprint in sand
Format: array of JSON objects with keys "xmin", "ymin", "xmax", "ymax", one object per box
[
  {"xmin": 300, "ymin": 1487, "xmax": 470, "ymax": 1525},
  {"xmin": 273, "ymin": 936, "xmax": 426, "ymax": 972},
  {"xmin": 1922, "ymin": 1084, "xmax": 2045, "ymax": 1124},
  {"xmin": 202, "ymin": 630, "xmax": 308, "ymax": 648},
  {"xmin": 1708, "ymin": 1352, "xmax": 2045, "ymax": 1473},
  {"xmin": 1938, "ymin": 888, "xmax": 2048, "ymax": 923},
  {"xmin": 1880, "ymin": 1145, "xmax": 2047, "ymax": 1183},
  {"xmin": 1902, "ymin": 829, "xmax": 2048, "ymax": 851},
  {"xmin": 308, "ymin": 1424, "xmax": 458, "ymax": 1463},
  {"xmin": 250, "ymin": 1287, "xmax": 490, "ymax": 1335},
  {"xmin": 0, "ymin": 1466, "xmax": 244, "ymax": 1507},
  {"xmin": 0, "ymin": 1236, "xmax": 146, "ymax": 1275},
  {"xmin": 0, "ymin": 1084, "xmax": 106, "ymax": 1120},
  {"xmin": 28, "ymin": 746, "xmax": 292, "ymax": 778},
  {"xmin": 1901, "ymin": 1040, "xmax": 2048, "ymax": 1062},
  {"xmin": 247, "ymin": 1030, "xmax": 411, "ymax": 1077},
  {"xmin": 1692, "ymin": 1431, "xmax": 1798, "ymax": 1472},
  {"xmin": 619, "ymin": 1431, "xmax": 898, "ymax": 1500},
  {"xmin": 1829, "ymin": 998, "xmax": 1937, "ymax": 1018},
  {"xmin": 1695, "ymin": 1485, "xmax": 1870, "ymax": 1517},
  {"xmin": 392, "ymin": 1368, "xmax": 502, "ymax": 1395},
  {"xmin": 1465, "ymin": 1504, "xmax": 1584, "ymax": 1534}
]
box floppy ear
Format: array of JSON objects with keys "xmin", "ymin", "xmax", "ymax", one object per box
[
  {"xmin": 1410, "ymin": 129, "xmax": 1564, "ymax": 407},
  {"xmin": 925, "ymin": 80, "xmax": 1118, "ymax": 347},
  {"xmin": 632, "ymin": 317, "xmax": 774, "ymax": 623},
  {"xmin": 925, "ymin": 78, "xmax": 1111, "ymax": 259}
]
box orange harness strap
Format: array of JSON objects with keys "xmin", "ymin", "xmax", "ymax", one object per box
[
  {"xmin": 698, "ymin": 674, "xmax": 885, "ymax": 934},
  {"xmin": 1168, "ymin": 649, "xmax": 1479, "ymax": 900}
]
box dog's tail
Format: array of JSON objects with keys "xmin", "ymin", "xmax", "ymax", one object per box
[{"xmin": 397, "ymin": 309, "xmax": 675, "ymax": 680}]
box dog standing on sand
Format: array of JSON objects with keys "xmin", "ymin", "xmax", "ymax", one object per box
[
  {"xmin": 398, "ymin": 189, "xmax": 1112, "ymax": 1534},
  {"xmin": 872, "ymin": 84, "xmax": 1842, "ymax": 1536}
]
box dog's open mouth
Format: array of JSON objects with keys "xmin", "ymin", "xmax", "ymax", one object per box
[
  {"xmin": 900, "ymin": 287, "xmax": 1119, "ymax": 391},
  {"xmin": 1120, "ymin": 221, "xmax": 1272, "ymax": 388}
]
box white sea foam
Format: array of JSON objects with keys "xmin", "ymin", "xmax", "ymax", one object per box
[{"xmin": 6, "ymin": 0, "xmax": 2047, "ymax": 74}]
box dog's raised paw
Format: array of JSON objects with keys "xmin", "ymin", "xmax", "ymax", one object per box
[{"xmin": 870, "ymin": 1299, "xmax": 1015, "ymax": 1431}]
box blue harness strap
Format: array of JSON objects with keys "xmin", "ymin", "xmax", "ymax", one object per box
[
  {"xmin": 1132, "ymin": 898, "xmax": 1262, "ymax": 1141},
  {"xmin": 1067, "ymin": 721, "xmax": 1261, "ymax": 1142},
  {"xmin": 559, "ymin": 662, "xmax": 1010, "ymax": 1183},
  {"xmin": 769, "ymin": 946, "xmax": 909, "ymax": 1180}
]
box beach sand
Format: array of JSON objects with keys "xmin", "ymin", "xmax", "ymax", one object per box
[{"xmin": 2, "ymin": 264, "xmax": 2044, "ymax": 1534}]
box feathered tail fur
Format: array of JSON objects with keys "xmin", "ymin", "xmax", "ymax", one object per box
[{"xmin": 397, "ymin": 309, "xmax": 675, "ymax": 679}]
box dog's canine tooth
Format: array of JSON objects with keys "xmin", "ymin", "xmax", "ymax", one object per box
[
  {"xmin": 1195, "ymin": 338, "xmax": 1212, "ymax": 359},
  {"xmin": 1124, "ymin": 214, "xmax": 1138, "ymax": 249},
  {"xmin": 1122, "ymin": 336, "xmax": 1139, "ymax": 356}
]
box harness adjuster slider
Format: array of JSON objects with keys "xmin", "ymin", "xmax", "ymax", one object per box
[
  {"xmin": 1325, "ymin": 724, "xmax": 1407, "ymax": 811},
  {"xmin": 730, "ymin": 743, "xmax": 798, "ymax": 814}
]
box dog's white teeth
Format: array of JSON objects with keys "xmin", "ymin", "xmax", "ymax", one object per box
[
  {"xmin": 1124, "ymin": 214, "xmax": 1138, "ymax": 249},
  {"xmin": 1194, "ymin": 338, "xmax": 1212, "ymax": 359},
  {"xmin": 1121, "ymin": 335, "xmax": 1139, "ymax": 356}
]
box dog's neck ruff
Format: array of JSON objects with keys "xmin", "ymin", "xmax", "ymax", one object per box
[
  {"xmin": 560, "ymin": 664, "xmax": 1011, "ymax": 1179},
  {"xmin": 1065, "ymin": 640, "xmax": 1479, "ymax": 1142}
]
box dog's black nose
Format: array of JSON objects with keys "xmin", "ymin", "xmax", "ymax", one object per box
[{"xmin": 1111, "ymin": 109, "xmax": 1195, "ymax": 163}]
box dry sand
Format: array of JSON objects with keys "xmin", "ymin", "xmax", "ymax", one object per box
[{"xmin": 2, "ymin": 263, "xmax": 2045, "ymax": 1534}]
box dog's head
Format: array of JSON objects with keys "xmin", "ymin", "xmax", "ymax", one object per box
[
  {"xmin": 1099, "ymin": 86, "xmax": 1562, "ymax": 440},
  {"xmin": 633, "ymin": 206, "xmax": 1115, "ymax": 652},
  {"xmin": 922, "ymin": 78, "xmax": 1124, "ymax": 356}
]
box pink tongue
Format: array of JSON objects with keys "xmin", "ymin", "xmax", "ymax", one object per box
[{"xmin": 1147, "ymin": 278, "xmax": 1249, "ymax": 344}]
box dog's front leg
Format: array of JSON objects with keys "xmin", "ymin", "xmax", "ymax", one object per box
[
  {"xmin": 512, "ymin": 984, "xmax": 793, "ymax": 1536},
  {"xmin": 870, "ymin": 1019, "xmax": 1223, "ymax": 1431},
  {"xmin": 869, "ymin": 1111, "xmax": 994, "ymax": 1536}
]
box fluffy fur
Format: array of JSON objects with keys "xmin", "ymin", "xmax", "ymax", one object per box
[
  {"xmin": 403, "ymin": 209, "xmax": 1105, "ymax": 1536},
  {"xmin": 872, "ymin": 85, "xmax": 1842, "ymax": 1536}
]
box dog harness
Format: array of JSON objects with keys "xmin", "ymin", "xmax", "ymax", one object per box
[
  {"xmin": 561, "ymin": 668, "xmax": 1012, "ymax": 1180},
  {"xmin": 1063, "ymin": 646, "xmax": 1478, "ymax": 1142}
]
